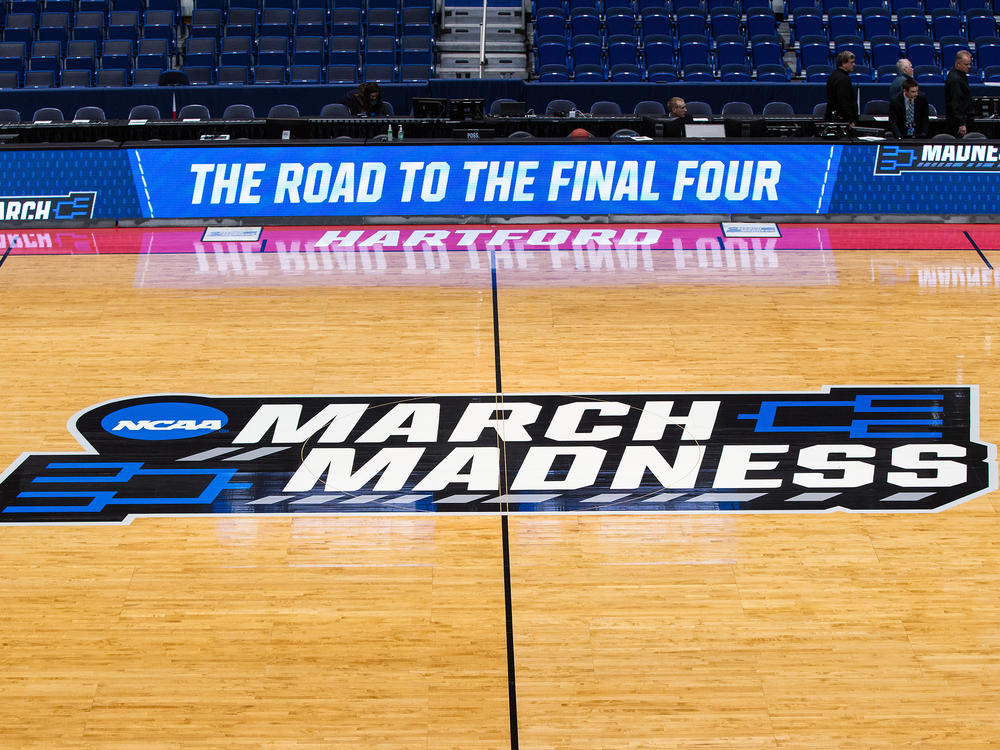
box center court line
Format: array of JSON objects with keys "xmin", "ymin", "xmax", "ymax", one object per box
[{"xmin": 490, "ymin": 246, "xmax": 519, "ymax": 750}]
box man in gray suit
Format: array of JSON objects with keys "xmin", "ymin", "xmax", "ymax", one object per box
[{"xmin": 889, "ymin": 58, "xmax": 913, "ymax": 100}]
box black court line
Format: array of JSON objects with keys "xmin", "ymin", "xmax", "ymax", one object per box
[
  {"xmin": 964, "ymin": 230, "xmax": 993, "ymax": 269},
  {"xmin": 489, "ymin": 247, "xmax": 519, "ymax": 750},
  {"xmin": 0, "ymin": 239, "xmax": 16, "ymax": 272}
]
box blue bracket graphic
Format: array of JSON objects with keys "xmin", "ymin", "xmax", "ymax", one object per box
[
  {"xmin": 4, "ymin": 461, "xmax": 249, "ymax": 513},
  {"xmin": 738, "ymin": 394, "xmax": 943, "ymax": 439}
]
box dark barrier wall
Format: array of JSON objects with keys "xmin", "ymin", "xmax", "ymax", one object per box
[
  {"xmin": 0, "ymin": 81, "xmax": 978, "ymax": 121},
  {"xmin": 0, "ymin": 140, "xmax": 997, "ymax": 224}
]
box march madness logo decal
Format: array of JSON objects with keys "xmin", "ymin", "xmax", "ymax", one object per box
[{"xmin": 0, "ymin": 388, "xmax": 994, "ymax": 523}]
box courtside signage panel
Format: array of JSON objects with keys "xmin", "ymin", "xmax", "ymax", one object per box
[
  {"xmin": 0, "ymin": 388, "xmax": 992, "ymax": 524},
  {"xmin": 1, "ymin": 144, "xmax": 1000, "ymax": 221},
  {"xmin": 128, "ymin": 144, "xmax": 839, "ymax": 217}
]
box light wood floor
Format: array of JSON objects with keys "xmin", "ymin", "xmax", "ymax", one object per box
[{"xmin": 1, "ymin": 240, "xmax": 999, "ymax": 748}]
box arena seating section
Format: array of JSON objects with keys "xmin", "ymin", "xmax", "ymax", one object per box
[
  {"xmin": 0, "ymin": 0, "xmax": 997, "ymax": 90},
  {"xmin": 532, "ymin": 0, "xmax": 998, "ymax": 82},
  {"xmin": 0, "ymin": 0, "xmax": 436, "ymax": 87}
]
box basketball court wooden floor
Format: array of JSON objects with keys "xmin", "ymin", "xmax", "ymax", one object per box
[{"xmin": 1, "ymin": 223, "xmax": 999, "ymax": 748}]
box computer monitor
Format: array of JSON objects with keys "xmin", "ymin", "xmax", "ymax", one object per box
[
  {"xmin": 659, "ymin": 116, "xmax": 686, "ymax": 139},
  {"xmin": 450, "ymin": 98, "xmax": 485, "ymax": 121},
  {"xmin": 411, "ymin": 97, "xmax": 448, "ymax": 118},
  {"xmin": 497, "ymin": 101, "xmax": 527, "ymax": 117},
  {"xmin": 685, "ymin": 122, "xmax": 726, "ymax": 138},
  {"xmin": 723, "ymin": 116, "xmax": 767, "ymax": 138}
]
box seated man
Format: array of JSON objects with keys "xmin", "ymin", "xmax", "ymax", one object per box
[{"xmin": 889, "ymin": 77, "xmax": 929, "ymax": 139}]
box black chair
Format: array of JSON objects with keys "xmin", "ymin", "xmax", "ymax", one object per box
[
  {"xmin": 178, "ymin": 103, "xmax": 211, "ymax": 120},
  {"xmin": 223, "ymin": 103, "xmax": 255, "ymax": 119},
  {"xmin": 590, "ymin": 100, "xmax": 623, "ymax": 115},
  {"xmin": 634, "ymin": 100, "xmax": 666, "ymax": 115},
  {"xmin": 0, "ymin": 108, "xmax": 21, "ymax": 122},
  {"xmin": 762, "ymin": 101, "xmax": 794, "ymax": 116},
  {"xmin": 129, "ymin": 104, "xmax": 161, "ymax": 119},
  {"xmin": 73, "ymin": 105, "xmax": 106, "ymax": 121},
  {"xmin": 545, "ymin": 98, "xmax": 577, "ymax": 116},
  {"xmin": 320, "ymin": 102, "xmax": 351, "ymax": 117},
  {"xmin": 268, "ymin": 103, "xmax": 299, "ymax": 118},
  {"xmin": 33, "ymin": 107, "xmax": 64, "ymax": 121}
]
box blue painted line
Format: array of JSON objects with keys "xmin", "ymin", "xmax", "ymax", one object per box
[{"xmin": 964, "ymin": 230, "xmax": 993, "ymax": 270}]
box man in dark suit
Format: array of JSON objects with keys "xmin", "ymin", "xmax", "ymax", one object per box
[
  {"xmin": 945, "ymin": 50, "xmax": 974, "ymax": 137},
  {"xmin": 889, "ymin": 77, "xmax": 929, "ymax": 138},
  {"xmin": 826, "ymin": 51, "xmax": 858, "ymax": 125}
]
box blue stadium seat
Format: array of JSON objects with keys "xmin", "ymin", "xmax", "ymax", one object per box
[
  {"xmin": 610, "ymin": 63, "xmax": 643, "ymax": 80},
  {"xmin": 855, "ymin": 0, "xmax": 887, "ymax": 10},
  {"xmin": 24, "ymin": 69, "xmax": 56, "ymax": 87},
  {"xmin": 257, "ymin": 36, "xmax": 289, "ymax": 67},
  {"xmin": 940, "ymin": 37, "xmax": 970, "ymax": 69},
  {"xmin": 828, "ymin": 7, "xmax": 858, "ymax": 39},
  {"xmin": 96, "ymin": 68, "xmax": 127, "ymax": 86},
  {"xmin": 791, "ymin": 7, "xmax": 823, "ymax": 42},
  {"xmin": 539, "ymin": 62, "xmax": 570, "ymax": 80},
  {"xmin": 37, "ymin": 11, "xmax": 69, "ymax": 50},
  {"xmin": 400, "ymin": 63, "xmax": 430, "ymax": 81},
  {"xmin": 905, "ymin": 35, "xmax": 936, "ymax": 67},
  {"xmin": 870, "ymin": 36, "xmax": 901, "ymax": 69},
  {"xmin": 402, "ymin": 36, "xmax": 433, "ymax": 66},
  {"xmin": 220, "ymin": 36, "xmax": 252, "ymax": 67},
  {"xmin": 607, "ymin": 35, "xmax": 637, "ymax": 68},
  {"xmin": 189, "ymin": 9, "xmax": 222, "ymax": 39},
  {"xmin": 679, "ymin": 34, "xmax": 710, "ymax": 67},
  {"xmin": 571, "ymin": 35, "xmax": 602, "ymax": 67},
  {"xmin": 686, "ymin": 100, "xmax": 713, "ymax": 115},
  {"xmin": 218, "ymin": 65, "xmax": 250, "ymax": 85},
  {"xmin": 913, "ymin": 63, "xmax": 943, "ymax": 82},
  {"xmin": 646, "ymin": 62, "xmax": 679, "ymax": 80},
  {"xmin": 746, "ymin": 7, "xmax": 776, "ymax": 38},
  {"xmin": 329, "ymin": 36, "xmax": 359, "ymax": 66},
  {"xmin": 331, "ymin": 8, "xmax": 361, "ymax": 37},
  {"xmin": 757, "ymin": 62, "xmax": 790, "ymax": 80},
  {"xmin": 683, "ymin": 62, "xmax": 715, "ymax": 79},
  {"xmin": 799, "ymin": 35, "xmax": 830, "ymax": 69},
  {"xmin": 835, "ymin": 34, "xmax": 866, "ymax": 63},
  {"xmin": 805, "ymin": 63, "xmax": 833, "ymax": 80},
  {"xmin": 181, "ymin": 66, "xmax": 214, "ymax": 84},
  {"xmin": 570, "ymin": 8, "xmax": 600, "ymax": 38},
  {"xmin": 931, "ymin": 8, "xmax": 961, "ymax": 39},
  {"xmin": 721, "ymin": 62, "xmax": 752, "ymax": 79},
  {"xmin": 966, "ymin": 11, "xmax": 996, "ymax": 42},
  {"xmin": 254, "ymin": 64, "xmax": 286, "ymax": 84},
  {"xmin": 3, "ymin": 15, "xmax": 36, "ymax": 48},
  {"xmin": 976, "ymin": 37, "xmax": 1000, "ymax": 70},
  {"xmin": 897, "ymin": 9, "xmax": 928, "ymax": 40},
  {"xmin": 367, "ymin": 7, "xmax": 397, "ymax": 37},
  {"xmin": 261, "ymin": 8, "xmax": 293, "ymax": 38},
  {"xmin": 573, "ymin": 62, "xmax": 604, "ymax": 80},
  {"xmin": 984, "ymin": 64, "xmax": 1000, "ymax": 81},
  {"xmin": 861, "ymin": 8, "xmax": 892, "ymax": 40},
  {"xmin": 326, "ymin": 64, "xmax": 358, "ymax": 83},
  {"xmin": 295, "ymin": 8, "xmax": 328, "ymax": 37},
  {"xmin": 133, "ymin": 68, "xmax": 163, "ymax": 85},
  {"xmin": 862, "ymin": 98, "xmax": 889, "ymax": 114},
  {"xmin": 676, "ymin": 6, "xmax": 707, "ymax": 37},
  {"xmin": 61, "ymin": 69, "xmax": 92, "ymax": 86},
  {"xmin": 715, "ymin": 35, "xmax": 748, "ymax": 67},
  {"xmin": 289, "ymin": 64, "xmax": 322, "ymax": 83},
  {"xmin": 292, "ymin": 37, "xmax": 325, "ymax": 67},
  {"xmin": 644, "ymin": 37, "xmax": 676, "ymax": 68},
  {"xmin": 364, "ymin": 63, "xmax": 395, "ymax": 82},
  {"xmin": 641, "ymin": 9, "xmax": 672, "ymax": 39},
  {"xmin": 402, "ymin": 7, "xmax": 432, "ymax": 36},
  {"xmin": 185, "ymin": 37, "xmax": 217, "ymax": 68},
  {"xmin": 535, "ymin": 11, "xmax": 565, "ymax": 40},
  {"xmin": 751, "ymin": 34, "xmax": 783, "ymax": 67},
  {"xmin": 709, "ymin": 7, "xmax": 741, "ymax": 38},
  {"xmin": 876, "ymin": 63, "xmax": 898, "ymax": 80},
  {"xmin": 606, "ymin": 8, "xmax": 636, "ymax": 38},
  {"xmin": 923, "ymin": 0, "xmax": 951, "ymax": 11},
  {"xmin": 849, "ymin": 64, "xmax": 873, "ymax": 81},
  {"xmin": 0, "ymin": 72, "xmax": 19, "ymax": 89},
  {"xmin": 137, "ymin": 38, "xmax": 168, "ymax": 69}
]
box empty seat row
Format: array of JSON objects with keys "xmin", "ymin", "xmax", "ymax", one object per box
[
  {"xmin": 535, "ymin": 5, "xmax": 777, "ymax": 42},
  {"xmin": 797, "ymin": 33, "xmax": 1000, "ymax": 71},
  {"xmin": 792, "ymin": 6, "xmax": 1000, "ymax": 43},
  {"xmin": 539, "ymin": 60, "xmax": 791, "ymax": 79}
]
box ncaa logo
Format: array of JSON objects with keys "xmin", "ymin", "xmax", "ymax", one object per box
[{"xmin": 100, "ymin": 401, "xmax": 228, "ymax": 441}]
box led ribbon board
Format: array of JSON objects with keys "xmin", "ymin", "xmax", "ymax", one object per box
[{"xmin": 0, "ymin": 388, "xmax": 993, "ymax": 523}]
